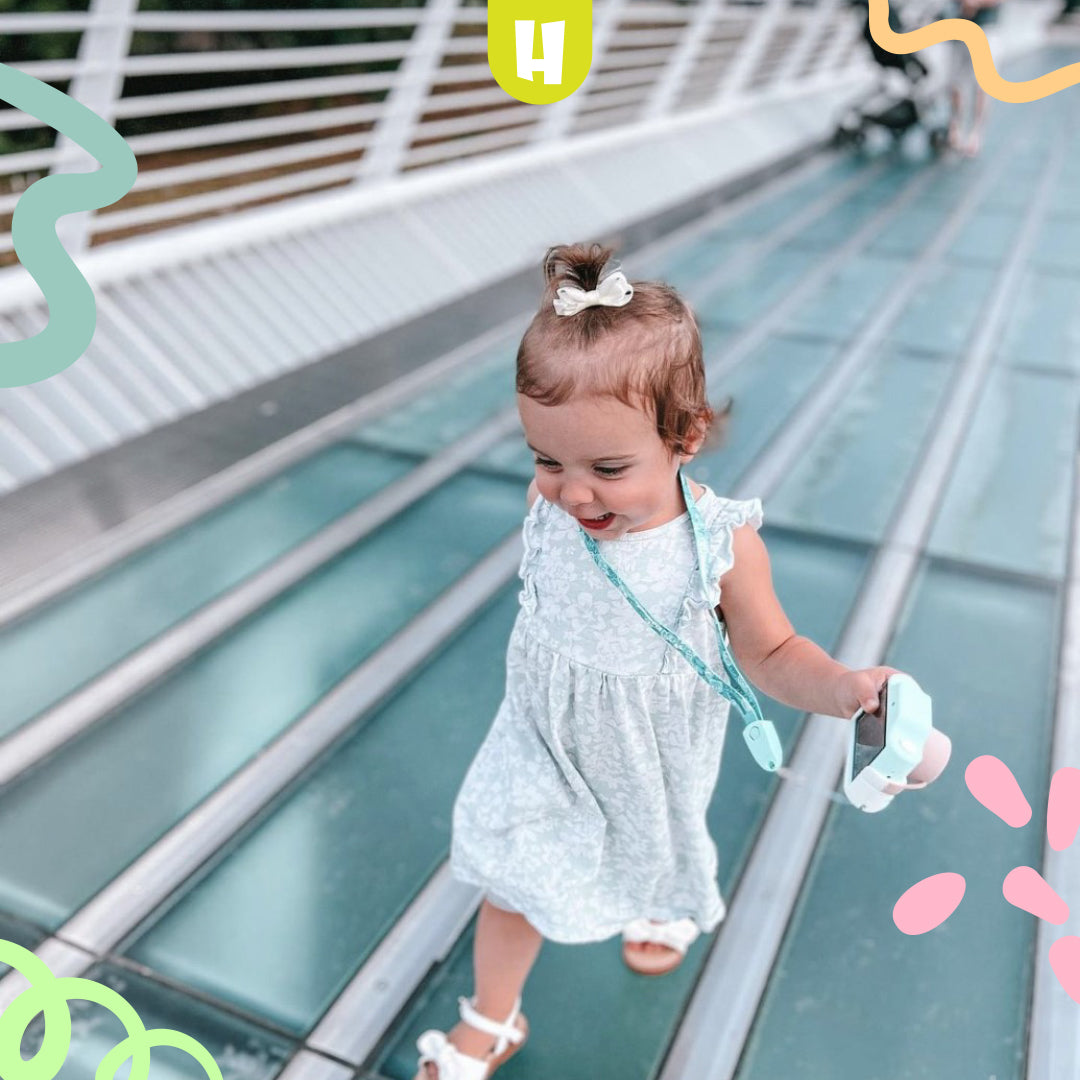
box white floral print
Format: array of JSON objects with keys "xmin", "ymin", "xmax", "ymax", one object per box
[{"xmin": 450, "ymin": 483, "xmax": 763, "ymax": 943}]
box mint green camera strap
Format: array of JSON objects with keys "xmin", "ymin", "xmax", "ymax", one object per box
[{"xmin": 578, "ymin": 470, "xmax": 783, "ymax": 772}]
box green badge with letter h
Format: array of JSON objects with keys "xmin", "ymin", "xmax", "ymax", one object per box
[{"xmin": 488, "ymin": 0, "xmax": 592, "ymax": 104}]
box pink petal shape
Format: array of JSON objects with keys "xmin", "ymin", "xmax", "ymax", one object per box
[
  {"xmin": 1047, "ymin": 767, "xmax": 1080, "ymax": 852},
  {"xmin": 1002, "ymin": 865, "xmax": 1070, "ymax": 924},
  {"xmin": 893, "ymin": 872, "xmax": 966, "ymax": 935},
  {"xmin": 1049, "ymin": 936, "xmax": 1080, "ymax": 1004},
  {"xmin": 965, "ymin": 755, "xmax": 1032, "ymax": 827}
]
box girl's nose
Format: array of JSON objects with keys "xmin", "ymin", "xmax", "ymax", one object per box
[{"xmin": 561, "ymin": 478, "xmax": 595, "ymax": 508}]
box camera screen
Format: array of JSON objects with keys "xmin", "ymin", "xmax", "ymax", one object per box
[{"xmin": 851, "ymin": 690, "xmax": 888, "ymax": 782}]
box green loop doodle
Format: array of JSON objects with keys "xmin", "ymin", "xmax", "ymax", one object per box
[
  {"xmin": 0, "ymin": 63, "xmax": 137, "ymax": 389},
  {"xmin": 0, "ymin": 939, "xmax": 223, "ymax": 1080}
]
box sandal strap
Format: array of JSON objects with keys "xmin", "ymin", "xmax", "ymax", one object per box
[
  {"xmin": 622, "ymin": 917, "xmax": 701, "ymax": 955},
  {"xmin": 458, "ymin": 995, "xmax": 524, "ymax": 1053},
  {"xmin": 416, "ymin": 1030, "xmax": 489, "ymax": 1080}
]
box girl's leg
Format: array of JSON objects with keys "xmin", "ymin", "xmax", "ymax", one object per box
[
  {"xmin": 966, "ymin": 90, "xmax": 987, "ymax": 156},
  {"xmin": 948, "ymin": 84, "xmax": 963, "ymax": 149},
  {"xmin": 421, "ymin": 898, "xmax": 544, "ymax": 1072}
]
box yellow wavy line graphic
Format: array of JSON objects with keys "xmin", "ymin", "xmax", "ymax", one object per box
[{"xmin": 868, "ymin": 0, "xmax": 1080, "ymax": 103}]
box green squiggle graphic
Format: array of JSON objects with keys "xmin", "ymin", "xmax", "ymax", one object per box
[
  {"xmin": 0, "ymin": 938, "xmax": 223, "ymax": 1080},
  {"xmin": 0, "ymin": 63, "xmax": 137, "ymax": 389}
]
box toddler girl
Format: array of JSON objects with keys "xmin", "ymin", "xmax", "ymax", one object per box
[{"xmin": 414, "ymin": 243, "xmax": 902, "ymax": 1080}]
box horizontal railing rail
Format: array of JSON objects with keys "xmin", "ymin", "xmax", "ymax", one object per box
[{"xmin": 0, "ymin": 0, "xmax": 870, "ymax": 258}]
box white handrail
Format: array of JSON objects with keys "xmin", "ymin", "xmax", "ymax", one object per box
[{"xmin": 0, "ymin": 1, "xmax": 873, "ymax": 256}]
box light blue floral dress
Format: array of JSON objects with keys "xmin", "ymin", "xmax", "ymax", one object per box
[{"xmin": 449, "ymin": 482, "xmax": 763, "ymax": 943}]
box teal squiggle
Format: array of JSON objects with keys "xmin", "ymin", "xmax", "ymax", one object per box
[
  {"xmin": 0, "ymin": 63, "xmax": 137, "ymax": 388},
  {"xmin": 0, "ymin": 939, "xmax": 223, "ymax": 1080}
]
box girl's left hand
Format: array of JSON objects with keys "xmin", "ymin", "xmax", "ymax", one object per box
[{"xmin": 835, "ymin": 666, "xmax": 903, "ymax": 719}]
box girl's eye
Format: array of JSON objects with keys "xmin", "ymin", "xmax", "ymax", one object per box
[
  {"xmin": 534, "ymin": 458, "xmax": 560, "ymax": 471},
  {"xmin": 594, "ymin": 466, "xmax": 625, "ymax": 477}
]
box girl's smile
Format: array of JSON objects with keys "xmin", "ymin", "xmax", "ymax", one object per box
[{"xmin": 577, "ymin": 512, "xmax": 616, "ymax": 530}]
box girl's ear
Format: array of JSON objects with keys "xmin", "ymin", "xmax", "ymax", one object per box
[
  {"xmin": 681, "ymin": 431, "xmax": 705, "ymax": 458},
  {"xmin": 677, "ymin": 416, "xmax": 710, "ymax": 459}
]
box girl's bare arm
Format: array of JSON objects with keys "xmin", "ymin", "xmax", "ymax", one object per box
[{"xmin": 719, "ymin": 525, "xmax": 898, "ymax": 719}]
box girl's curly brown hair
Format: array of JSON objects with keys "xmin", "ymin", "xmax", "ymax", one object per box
[{"xmin": 516, "ymin": 243, "xmax": 730, "ymax": 457}]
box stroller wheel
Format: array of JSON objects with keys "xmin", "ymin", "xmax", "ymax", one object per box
[{"xmin": 833, "ymin": 122, "xmax": 859, "ymax": 148}]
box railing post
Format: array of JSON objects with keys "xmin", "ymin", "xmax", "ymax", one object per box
[
  {"xmin": 531, "ymin": 0, "xmax": 629, "ymax": 144},
  {"xmin": 644, "ymin": 0, "xmax": 728, "ymax": 121},
  {"xmin": 52, "ymin": 0, "xmax": 138, "ymax": 257},
  {"xmin": 715, "ymin": 0, "xmax": 789, "ymax": 103},
  {"xmin": 359, "ymin": 0, "xmax": 461, "ymax": 182},
  {"xmin": 815, "ymin": 6, "xmax": 864, "ymax": 79},
  {"xmin": 771, "ymin": 0, "xmax": 840, "ymax": 89}
]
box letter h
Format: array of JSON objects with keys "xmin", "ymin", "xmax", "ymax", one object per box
[{"xmin": 515, "ymin": 20, "xmax": 565, "ymax": 84}]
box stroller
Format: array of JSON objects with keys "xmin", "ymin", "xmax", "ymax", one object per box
[{"xmin": 834, "ymin": 0, "xmax": 951, "ymax": 154}]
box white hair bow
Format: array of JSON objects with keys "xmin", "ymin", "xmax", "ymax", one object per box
[{"xmin": 553, "ymin": 270, "xmax": 634, "ymax": 316}]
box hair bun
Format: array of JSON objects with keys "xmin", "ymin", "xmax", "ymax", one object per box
[{"xmin": 543, "ymin": 243, "xmax": 615, "ymax": 294}]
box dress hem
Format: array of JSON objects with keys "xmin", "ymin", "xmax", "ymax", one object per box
[{"xmin": 451, "ymin": 866, "xmax": 727, "ymax": 945}]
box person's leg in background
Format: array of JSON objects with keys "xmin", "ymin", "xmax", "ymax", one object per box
[{"xmin": 966, "ymin": 86, "xmax": 988, "ymax": 156}]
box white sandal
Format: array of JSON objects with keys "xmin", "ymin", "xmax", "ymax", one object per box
[
  {"xmin": 622, "ymin": 917, "xmax": 701, "ymax": 976},
  {"xmin": 414, "ymin": 995, "xmax": 528, "ymax": 1080}
]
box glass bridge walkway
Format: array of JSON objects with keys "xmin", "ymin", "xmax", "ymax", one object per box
[{"xmin": 0, "ymin": 44, "xmax": 1077, "ymax": 1080}]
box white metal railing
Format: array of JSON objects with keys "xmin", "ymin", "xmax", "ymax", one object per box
[{"xmin": 0, "ymin": 0, "xmax": 869, "ymax": 259}]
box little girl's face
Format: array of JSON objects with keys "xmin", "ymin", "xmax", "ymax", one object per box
[{"xmin": 518, "ymin": 393, "xmax": 695, "ymax": 538}]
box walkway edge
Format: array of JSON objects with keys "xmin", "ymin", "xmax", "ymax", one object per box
[
  {"xmin": 1026, "ymin": 436, "xmax": 1080, "ymax": 1080},
  {"xmin": 658, "ymin": 137, "xmax": 1064, "ymax": 1080},
  {"xmin": 0, "ymin": 316, "xmax": 524, "ymax": 631}
]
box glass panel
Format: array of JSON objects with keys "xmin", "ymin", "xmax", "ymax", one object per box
[
  {"xmin": 736, "ymin": 563, "xmax": 1059, "ymax": 1080},
  {"xmin": 701, "ymin": 322, "xmax": 739, "ymax": 361},
  {"xmin": 350, "ymin": 343, "xmax": 515, "ymax": 457},
  {"xmin": 476, "ymin": 436, "xmax": 535, "ymax": 481},
  {"xmin": 980, "ymin": 147, "xmax": 1045, "ymax": 212},
  {"xmin": 912, "ymin": 150, "xmax": 1004, "ymax": 205},
  {"xmin": 767, "ymin": 350, "xmax": 954, "ymax": 543},
  {"xmin": 651, "ymin": 234, "xmax": 760, "ymax": 289},
  {"xmin": 696, "ymin": 246, "xmax": 822, "ymax": 327},
  {"xmin": 0, "ymin": 445, "xmax": 417, "ymax": 741},
  {"xmin": 18, "ymin": 962, "xmax": 294, "ymax": 1080},
  {"xmin": 928, "ymin": 367, "xmax": 1078, "ymax": 579},
  {"xmin": 1049, "ymin": 180, "xmax": 1080, "ymax": 220},
  {"xmin": 948, "ymin": 208, "xmax": 1023, "ymax": 263},
  {"xmin": 123, "ymin": 587, "xmax": 521, "ymax": 1035},
  {"xmin": 868, "ymin": 203, "xmax": 951, "ymax": 258},
  {"xmin": 693, "ymin": 337, "xmax": 841, "ymax": 494},
  {"xmin": 782, "ymin": 253, "xmax": 908, "ymax": 342},
  {"xmin": 372, "ymin": 532, "xmax": 869, "ymax": 1080},
  {"xmin": 718, "ymin": 157, "xmax": 872, "ymax": 241},
  {"xmin": 0, "ymin": 472, "xmax": 524, "ymax": 930},
  {"xmin": 888, "ymin": 262, "xmax": 996, "ymax": 354},
  {"xmin": 787, "ymin": 185, "xmax": 906, "ymax": 250},
  {"xmin": 997, "ymin": 269, "xmax": 1080, "ymax": 375}
]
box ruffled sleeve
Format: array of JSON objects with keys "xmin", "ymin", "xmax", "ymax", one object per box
[
  {"xmin": 697, "ymin": 494, "xmax": 764, "ymax": 608},
  {"xmin": 517, "ymin": 494, "xmax": 549, "ymax": 615}
]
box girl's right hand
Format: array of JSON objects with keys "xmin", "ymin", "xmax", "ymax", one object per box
[{"xmin": 835, "ymin": 666, "xmax": 902, "ymax": 719}]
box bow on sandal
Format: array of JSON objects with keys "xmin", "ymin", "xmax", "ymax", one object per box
[
  {"xmin": 414, "ymin": 995, "xmax": 529, "ymax": 1080},
  {"xmin": 622, "ymin": 917, "xmax": 701, "ymax": 976}
]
